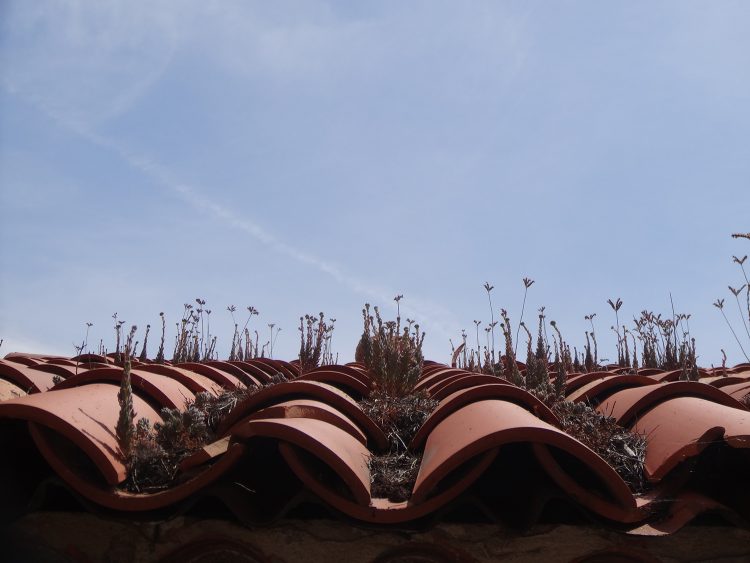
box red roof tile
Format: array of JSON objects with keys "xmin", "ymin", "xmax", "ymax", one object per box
[{"xmin": 1, "ymin": 351, "xmax": 749, "ymax": 534}]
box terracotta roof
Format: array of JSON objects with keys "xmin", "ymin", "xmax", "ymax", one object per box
[{"xmin": 1, "ymin": 352, "xmax": 749, "ymax": 535}]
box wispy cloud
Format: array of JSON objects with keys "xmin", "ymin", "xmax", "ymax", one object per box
[
  {"xmin": 2, "ymin": 1, "xmax": 485, "ymax": 349},
  {"xmin": 108, "ymin": 141, "xmax": 462, "ymax": 341},
  {"xmin": 1, "ymin": 1, "xmax": 179, "ymax": 126},
  {"xmin": 3, "ymin": 79, "xmax": 460, "ymax": 343}
]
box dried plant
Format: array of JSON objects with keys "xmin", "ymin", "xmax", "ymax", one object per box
[
  {"xmin": 523, "ymin": 312, "xmax": 551, "ymax": 392},
  {"xmin": 484, "ymin": 282, "xmax": 498, "ymax": 369},
  {"xmin": 199, "ymin": 299, "xmax": 217, "ymax": 361},
  {"xmin": 73, "ymin": 321, "xmax": 93, "ymax": 375},
  {"xmin": 607, "ymin": 298, "xmax": 624, "ymax": 366},
  {"xmin": 731, "ymin": 252, "xmax": 750, "ymax": 347},
  {"xmin": 623, "ymin": 327, "xmax": 633, "ymax": 370},
  {"xmin": 228, "ymin": 306, "xmax": 262, "ymax": 361},
  {"xmin": 473, "ymin": 319, "xmax": 482, "ymax": 370},
  {"xmin": 367, "ymin": 450, "xmax": 421, "ymax": 502},
  {"xmin": 500, "ymin": 309, "xmax": 523, "ymax": 386},
  {"xmin": 356, "ymin": 298, "xmax": 425, "ymax": 397},
  {"xmin": 714, "ymin": 299, "xmax": 750, "ymax": 362},
  {"xmin": 125, "ymin": 419, "xmax": 173, "ymax": 493},
  {"xmin": 520, "ymin": 321, "xmax": 533, "ymax": 368},
  {"xmin": 298, "ymin": 312, "xmax": 335, "ymax": 374},
  {"xmin": 584, "ymin": 313, "xmax": 599, "ymax": 370},
  {"xmin": 633, "ymin": 311, "xmax": 659, "ymax": 368},
  {"xmin": 713, "ymin": 235, "xmax": 750, "ymax": 363},
  {"xmin": 449, "ymin": 330, "xmax": 471, "ymax": 370},
  {"xmin": 728, "ymin": 284, "xmax": 750, "ymax": 342},
  {"xmin": 360, "ymin": 390, "xmax": 438, "ymax": 501},
  {"xmin": 138, "ymin": 324, "xmax": 150, "ymax": 362},
  {"xmin": 550, "ymin": 320, "xmax": 571, "ymax": 397},
  {"xmin": 514, "ymin": 277, "xmax": 535, "ymax": 357},
  {"xmin": 552, "ymin": 400, "xmax": 647, "ymax": 493},
  {"xmin": 172, "ymin": 303, "xmax": 195, "ymax": 363},
  {"xmin": 268, "ymin": 323, "xmax": 280, "ymax": 358},
  {"xmin": 155, "ymin": 312, "xmax": 166, "ymax": 363},
  {"xmin": 113, "ymin": 313, "xmax": 125, "ymax": 364},
  {"xmin": 323, "ymin": 318, "xmax": 337, "ymax": 365},
  {"xmin": 123, "ymin": 383, "xmax": 263, "ymax": 492},
  {"xmin": 116, "ymin": 325, "xmax": 138, "ymax": 458}
]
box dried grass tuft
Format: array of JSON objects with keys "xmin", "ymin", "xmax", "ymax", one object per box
[
  {"xmin": 192, "ymin": 385, "xmax": 260, "ymax": 434},
  {"xmin": 360, "ymin": 390, "xmax": 438, "ymax": 452},
  {"xmin": 360, "ymin": 390, "xmax": 438, "ymax": 501},
  {"xmin": 356, "ymin": 300, "xmax": 425, "ymax": 396},
  {"xmin": 123, "ymin": 383, "xmax": 263, "ymax": 492},
  {"xmin": 368, "ymin": 451, "xmax": 422, "ymax": 502},
  {"xmin": 125, "ymin": 418, "xmax": 179, "ymax": 493},
  {"xmin": 550, "ymin": 399, "xmax": 647, "ymax": 493}
]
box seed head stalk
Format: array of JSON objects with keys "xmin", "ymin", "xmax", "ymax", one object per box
[
  {"xmin": 714, "ymin": 299, "xmax": 750, "ymax": 362},
  {"xmin": 729, "ymin": 284, "xmax": 750, "ymax": 342},
  {"xmin": 514, "ymin": 277, "xmax": 535, "ymax": 357}
]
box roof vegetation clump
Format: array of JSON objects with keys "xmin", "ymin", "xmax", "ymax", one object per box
[
  {"xmin": 551, "ymin": 400, "xmax": 647, "ymax": 492},
  {"xmin": 356, "ymin": 296, "xmax": 437, "ymax": 501},
  {"xmin": 452, "ymin": 280, "xmax": 650, "ymax": 493},
  {"xmin": 355, "ymin": 296, "xmax": 424, "ymax": 397},
  {"xmin": 360, "ymin": 390, "xmax": 438, "ymax": 501},
  {"xmin": 123, "ymin": 385, "xmax": 260, "ymax": 493},
  {"xmin": 298, "ymin": 312, "xmax": 336, "ymax": 374}
]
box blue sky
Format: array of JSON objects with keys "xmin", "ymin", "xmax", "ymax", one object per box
[{"xmin": 1, "ymin": 1, "xmax": 749, "ymax": 366}]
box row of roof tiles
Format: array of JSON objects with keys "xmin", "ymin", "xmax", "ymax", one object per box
[{"xmin": 0, "ymin": 352, "xmax": 749, "ymax": 535}]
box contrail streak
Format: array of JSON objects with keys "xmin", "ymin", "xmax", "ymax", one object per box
[{"xmin": 5, "ymin": 83, "xmax": 459, "ymax": 344}]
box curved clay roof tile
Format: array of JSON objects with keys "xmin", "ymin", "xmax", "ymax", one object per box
[
  {"xmin": 304, "ymin": 364, "xmax": 373, "ymax": 387},
  {"xmin": 596, "ymin": 381, "xmax": 747, "ymax": 427},
  {"xmin": 219, "ymin": 380, "xmax": 388, "ymax": 452},
  {"xmin": 566, "ymin": 375, "xmax": 657, "ymax": 406},
  {"xmin": 564, "ymin": 371, "xmax": 625, "ymax": 395},
  {"xmin": 410, "ymin": 384, "xmax": 558, "ymax": 450},
  {"xmin": 0, "ymin": 379, "xmax": 26, "ymax": 401},
  {"xmin": 246, "ymin": 358, "xmax": 298, "ymax": 380},
  {"xmin": 242, "ymin": 399, "xmax": 368, "ymax": 445},
  {"xmin": 225, "ymin": 361, "xmax": 277, "ymax": 384},
  {"xmin": 174, "ymin": 362, "xmax": 243, "ymax": 389},
  {"xmin": 412, "ymin": 399, "xmax": 638, "ymax": 522},
  {"xmin": 296, "ymin": 370, "xmax": 371, "ymax": 398},
  {"xmin": 53, "ymin": 367, "xmax": 195, "ymax": 410},
  {"xmin": 29, "ymin": 363, "xmax": 81, "ymax": 380},
  {"xmin": 231, "ymin": 417, "xmax": 371, "ymax": 507},
  {"xmin": 0, "ymin": 359, "xmax": 58, "ymax": 393},
  {"xmin": 180, "ymin": 362, "xmax": 262, "ymax": 388},
  {"xmin": 0, "ymin": 383, "xmax": 160, "ymax": 485},
  {"xmin": 414, "ymin": 368, "xmax": 473, "ymax": 393},
  {"xmin": 30, "ymin": 421, "xmax": 246, "ymax": 512},
  {"xmin": 429, "ymin": 374, "xmax": 511, "ymax": 402},
  {"xmin": 632, "ymin": 396, "xmax": 750, "ymax": 481},
  {"xmin": 137, "ymin": 364, "xmax": 225, "ymax": 396}
]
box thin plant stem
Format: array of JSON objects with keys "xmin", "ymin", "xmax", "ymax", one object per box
[
  {"xmin": 514, "ymin": 278, "xmax": 534, "ymax": 357},
  {"xmin": 716, "ymin": 300, "xmax": 750, "ymax": 362},
  {"xmin": 483, "ymin": 283, "xmax": 496, "ymax": 365},
  {"xmin": 515, "ymin": 289, "xmax": 527, "ymax": 357},
  {"xmin": 731, "ymin": 287, "xmax": 750, "ymax": 342}
]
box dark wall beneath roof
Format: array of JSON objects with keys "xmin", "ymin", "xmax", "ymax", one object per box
[{"xmin": 2, "ymin": 513, "xmax": 750, "ymax": 563}]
